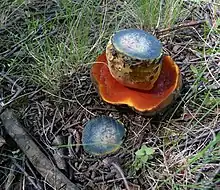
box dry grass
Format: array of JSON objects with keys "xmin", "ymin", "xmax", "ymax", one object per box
[{"xmin": 0, "ymin": 0, "xmax": 219, "ymax": 189}]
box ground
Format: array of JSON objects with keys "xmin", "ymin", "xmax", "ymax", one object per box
[{"xmin": 0, "ymin": 0, "xmax": 219, "ymax": 190}]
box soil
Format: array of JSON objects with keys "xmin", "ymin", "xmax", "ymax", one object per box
[{"xmin": 0, "ymin": 1, "xmax": 219, "ymax": 190}]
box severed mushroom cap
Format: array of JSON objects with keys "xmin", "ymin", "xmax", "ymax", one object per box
[
  {"xmin": 82, "ymin": 116, "xmax": 125, "ymax": 155},
  {"xmin": 111, "ymin": 28, "xmax": 162, "ymax": 61}
]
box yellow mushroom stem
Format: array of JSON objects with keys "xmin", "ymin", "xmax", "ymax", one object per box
[{"xmin": 106, "ymin": 40, "xmax": 162, "ymax": 91}]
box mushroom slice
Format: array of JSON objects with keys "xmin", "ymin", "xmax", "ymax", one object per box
[{"xmin": 82, "ymin": 116, "xmax": 125, "ymax": 156}]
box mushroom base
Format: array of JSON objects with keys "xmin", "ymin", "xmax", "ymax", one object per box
[
  {"xmin": 91, "ymin": 52, "xmax": 182, "ymax": 116},
  {"xmin": 106, "ymin": 41, "xmax": 162, "ymax": 91}
]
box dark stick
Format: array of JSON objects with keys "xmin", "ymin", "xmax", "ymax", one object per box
[
  {"xmin": 0, "ymin": 108, "xmax": 79, "ymax": 190},
  {"xmin": 103, "ymin": 157, "xmax": 131, "ymax": 190},
  {"xmin": 156, "ymin": 20, "xmax": 206, "ymax": 34},
  {"xmin": 12, "ymin": 159, "xmax": 43, "ymax": 190},
  {"xmin": 0, "ymin": 72, "xmax": 24, "ymax": 108}
]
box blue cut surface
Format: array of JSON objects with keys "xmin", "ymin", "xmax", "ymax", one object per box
[
  {"xmin": 112, "ymin": 28, "xmax": 162, "ymax": 61},
  {"xmin": 82, "ymin": 116, "xmax": 125, "ymax": 155}
]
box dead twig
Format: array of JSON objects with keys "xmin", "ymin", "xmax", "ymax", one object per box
[
  {"xmin": 0, "ymin": 72, "xmax": 24, "ymax": 108},
  {"xmin": 155, "ymin": 20, "xmax": 206, "ymax": 35},
  {"xmin": 0, "ymin": 108, "xmax": 79, "ymax": 190},
  {"xmin": 103, "ymin": 157, "xmax": 131, "ymax": 190},
  {"xmin": 0, "ymin": 31, "xmax": 35, "ymax": 58},
  {"xmin": 4, "ymin": 164, "xmax": 16, "ymax": 190},
  {"xmin": 12, "ymin": 159, "xmax": 43, "ymax": 190},
  {"xmin": 176, "ymin": 126, "xmax": 220, "ymax": 150}
]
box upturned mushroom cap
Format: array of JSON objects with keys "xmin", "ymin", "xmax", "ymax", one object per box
[
  {"xmin": 82, "ymin": 116, "xmax": 125, "ymax": 156},
  {"xmin": 91, "ymin": 52, "xmax": 182, "ymax": 115},
  {"xmin": 111, "ymin": 28, "xmax": 162, "ymax": 61}
]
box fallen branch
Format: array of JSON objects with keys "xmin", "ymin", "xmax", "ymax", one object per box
[
  {"xmin": 0, "ymin": 72, "xmax": 24, "ymax": 108},
  {"xmin": 155, "ymin": 20, "xmax": 206, "ymax": 35},
  {"xmin": 12, "ymin": 159, "xmax": 43, "ymax": 190},
  {"xmin": 0, "ymin": 108, "xmax": 79, "ymax": 190},
  {"xmin": 103, "ymin": 157, "xmax": 131, "ymax": 190}
]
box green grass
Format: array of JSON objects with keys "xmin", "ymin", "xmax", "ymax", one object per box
[
  {"xmin": 132, "ymin": 0, "xmax": 185, "ymax": 29},
  {"xmin": 1, "ymin": 0, "xmax": 187, "ymax": 92},
  {"xmin": 1, "ymin": 0, "xmax": 220, "ymax": 189}
]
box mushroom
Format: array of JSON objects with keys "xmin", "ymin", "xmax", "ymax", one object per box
[
  {"xmin": 91, "ymin": 52, "xmax": 182, "ymax": 115},
  {"xmin": 106, "ymin": 28, "xmax": 163, "ymax": 91},
  {"xmin": 82, "ymin": 116, "xmax": 125, "ymax": 156}
]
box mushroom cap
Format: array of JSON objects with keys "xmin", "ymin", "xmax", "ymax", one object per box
[
  {"xmin": 82, "ymin": 116, "xmax": 125, "ymax": 156},
  {"xmin": 111, "ymin": 28, "xmax": 162, "ymax": 61},
  {"xmin": 91, "ymin": 52, "xmax": 182, "ymax": 115}
]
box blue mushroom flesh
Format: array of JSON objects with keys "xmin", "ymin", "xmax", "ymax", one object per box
[
  {"xmin": 82, "ymin": 116, "xmax": 125, "ymax": 155},
  {"xmin": 111, "ymin": 28, "xmax": 162, "ymax": 61}
]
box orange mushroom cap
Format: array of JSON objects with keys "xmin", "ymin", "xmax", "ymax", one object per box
[{"xmin": 91, "ymin": 52, "xmax": 182, "ymax": 115}]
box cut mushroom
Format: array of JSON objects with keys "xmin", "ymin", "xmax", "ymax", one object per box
[
  {"xmin": 82, "ymin": 116, "xmax": 125, "ymax": 155},
  {"xmin": 91, "ymin": 52, "xmax": 182, "ymax": 115}
]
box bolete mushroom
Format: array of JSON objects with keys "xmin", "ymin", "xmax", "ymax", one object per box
[
  {"xmin": 91, "ymin": 52, "xmax": 182, "ymax": 115},
  {"xmin": 106, "ymin": 28, "xmax": 163, "ymax": 91},
  {"xmin": 82, "ymin": 116, "xmax": 125, "ymax": 156}
]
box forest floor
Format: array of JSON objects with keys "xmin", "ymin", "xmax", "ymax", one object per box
[{"xmin": 0, "ymin": 0, "xmax": 219, "ymax": 190}]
